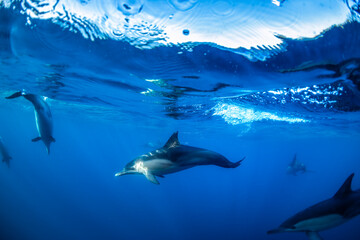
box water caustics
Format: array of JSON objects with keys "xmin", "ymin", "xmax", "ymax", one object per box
[
  {"xmin": 1, "ymin": 0, "xmax": 360, "ymax": 132},
  {"xmin": 0, "ymin": 0, "xmax": 352, "ymax": 52}
]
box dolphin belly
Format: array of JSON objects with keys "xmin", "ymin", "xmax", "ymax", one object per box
[
  {"xmin": 142, "ymin": 159, "xmax": 191, "ymax": 175},
  {"xmin": 293, "ymin": 214, "xmax": 347, "ymax": 232},
  {"xmin": 35, "ymin": 109, "xmax": 53, "ymax": 139}
]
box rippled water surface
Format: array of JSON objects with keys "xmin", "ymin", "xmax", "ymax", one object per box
[{"xmin": 1, "ymin": 1, "xmax": 360, "ymax": 240}]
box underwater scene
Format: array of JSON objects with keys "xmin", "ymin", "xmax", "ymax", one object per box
[{"xmin": 1, "ymin": 0, "xmax": 360, "ymax": 239}]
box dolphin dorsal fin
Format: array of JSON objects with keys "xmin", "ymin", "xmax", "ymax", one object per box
[
  {"xmin": 163, "ymin": 131, "xmax": 180, "ymax": 149},
  {"xmin": 334, "ymin": 173, "xmax": 355, "ymax": 198}
]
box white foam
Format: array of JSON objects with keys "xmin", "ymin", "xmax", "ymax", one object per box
[{"xmin": 212, "ymin": 103, "xmax": 309, "ymax": 125}]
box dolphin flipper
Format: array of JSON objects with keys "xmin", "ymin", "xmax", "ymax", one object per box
[
  {"xmin": 145, "ymin": 173, "xmax": 159, "ymax": 184},
  {"xmin": 32, "ymin": 137, "xmax": 42, "ymax": 142},
  {"xmin": 306, "ymin": 231, "xmax": 323, "ymax": 240}
]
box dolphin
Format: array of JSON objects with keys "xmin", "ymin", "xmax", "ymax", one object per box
[
  {"xmin": 0, "ymin": 136, "xmax": 12, "ymax": 167},
  {"xmin": 115, "ymin": 131, "xmax": 245, "ymax": 184},
  {"xmin": 6, "ymin": 90, "xmax": 55, "ymax": 154},
  {"xmin": 267, "ymin": 173, "xmax": 360, "ymax": 240},
  {"xmin": 287, "ymin": 154, "xmax": 308, "ymax": 176}
]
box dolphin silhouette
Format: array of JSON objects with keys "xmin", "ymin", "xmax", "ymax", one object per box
[
  {"xmin": 6, "ymin": 90, "xmax": 55, "ymax": 154},
  {"xmin": 0, "ymin": 136, "xmax": 12, "ymax": 167},
  {"xmin": 268, "ymin": 173, "xmax": 360, "ymax": 240},
  {"xmin": 287, "ymin": 154, "xmax": 309, "ymax": 176},
  {"xmin": 115, "ymin": 131, "xmax": 245, "ymax": 184}
]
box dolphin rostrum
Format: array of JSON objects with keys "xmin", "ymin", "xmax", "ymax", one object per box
[
  {"xmin": 267, "ymin": 173, "xmax": 360, "ymax": 240},
  {"xmin": 6, "ymin": 90, "xmax": 55, "ymax": 154},
  {"xmin": 115, "ymin": 131, "xmax": 245, "ymax": 184},
  {"xmin": 0, "ymin": 136, "xmax": 12, "ymax": 167}
]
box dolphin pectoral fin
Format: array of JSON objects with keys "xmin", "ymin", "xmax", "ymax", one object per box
[
  {"xmin": 305, "ymin": 231, "xmax": 323, "ymax": 240},
  {"xmin": 5, "ymin": 91, "xmax": 24, "ymax": 99},
  {"xmin": 145, "ymin": 173, "xmax": 160, "ymax": 185},
  {"xmin": 50, "ymin": 136, "xmax": 56, "ymax": 142},
  {"xmin": 157, "ymin": 175, "xmax": 165, "ymax": 178},
  {"xmin": 32, "ymin": 137, "xmax": 42, "ymax": 142}
]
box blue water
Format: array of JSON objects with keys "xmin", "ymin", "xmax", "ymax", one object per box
[{"xmin": 1, "ymin": 0, "xmax": 360, "ymax": 239}]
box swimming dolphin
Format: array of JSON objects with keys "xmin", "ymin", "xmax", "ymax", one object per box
[
  {"xmin": 267, "ymin": 173, "xmax": 360, "ymax": 240},
  {"xmin": 287, "ymin": 154, "xmax": 308, "ymax": 176},
  {"xmin": 0, "ymin": 136, "xmax": 12, "ymax": 167},
  {"xmin": 115, "ymin": 131, "xmax": 245, "ymax": 184},
  {"xmin": 6, "ymin": 90, "xmax": 55, "ymax": 154}
]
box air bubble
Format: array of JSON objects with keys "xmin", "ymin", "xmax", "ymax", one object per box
[
  {"xmin": 183, "ymin": 29, "xmax": 190, "ymax": 35},
  {"xmin": 123, "ymin": 4, "xmax": 131, "ymax": 10},
  {"xmin": 80, "ymin": 0, "xmax": 90, "ymax": 5},
  {"xmin": 117, "ymin": 0, "xmax": 144, "ymax": 16}
]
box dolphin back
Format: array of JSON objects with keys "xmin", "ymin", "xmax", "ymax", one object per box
[{"xmin": 167, "ymin": 145, "xmax": 244, "ymax": 168}]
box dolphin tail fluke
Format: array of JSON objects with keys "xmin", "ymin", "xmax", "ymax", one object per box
[
  {"xmin": 306, "ymin": 231, "xmax": 323, "ymax": 240},
  {"xmin": 228, "ymin": 156, "xmax": 245, "ymax": 168},
  {"xmin": 5, "ymin": 91, "xmax": 24, "ymax": 99}
]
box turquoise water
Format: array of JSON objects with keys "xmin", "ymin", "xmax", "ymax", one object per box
[{"xmin": 1, "ymin": 1, "xmax": 360, "ymax": 239}]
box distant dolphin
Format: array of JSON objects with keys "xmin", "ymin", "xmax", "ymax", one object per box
[
  {"xmin": 287, "ymin": 154, "xmax": 308, "ymax": 176},
  {"xmin": 6, "ymin": 90, "xmax": 55, "ymax": 154},
  {"xmin": 0, "ymin": 136, "xmax": 12, "ymax": 167},
  {"xmin": 267, "ymin": 173, "xmax": 360, "ymax": 240},
  {"xmin": 115, "ymin": 131, "xmax": 245, "ymax": 184}
]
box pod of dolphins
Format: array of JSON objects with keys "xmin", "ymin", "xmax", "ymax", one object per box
[{"xmin": 1, "ymin": 90, "xmax": 359, "ymax": 240}]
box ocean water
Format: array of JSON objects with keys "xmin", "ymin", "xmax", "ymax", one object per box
[{"xmin": 1, "ymin": 0, "xmax": 360, "ymax": 239}]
